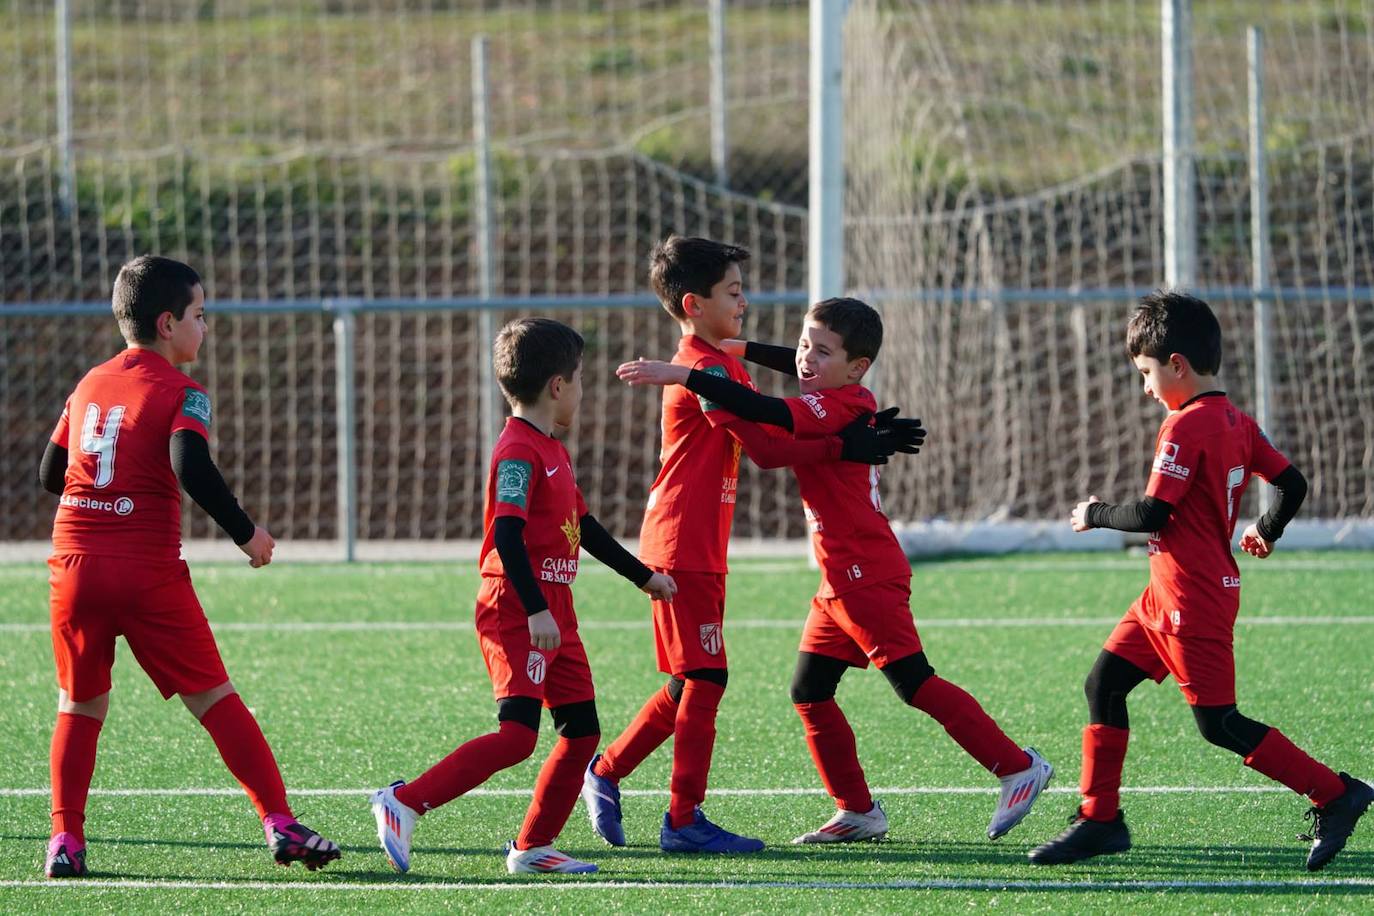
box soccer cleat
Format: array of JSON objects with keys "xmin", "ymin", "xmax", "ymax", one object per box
[
  {"xmin": 505, "ymin": 841, "xmax": 598, "ymax": 874},
  {"xmin": 44, "ymin": 832, "xmax": 87, "ymax": 878},
  {"xmin": 660, "ymin": 808, "xmax": 765, "ymax": 854},
  {"xmin": 266, "ymin": 816, "xmax": 341, "ymax": 870},
  {"xmin": 370, "ymin": 780, "xmax": 419, "ymax": 873},
  {"xmin": 1301, "ymin": 772, "xmax": 1374, "ymax": 872},
  {"xmin": 1027, "ymin": 807, "xmax": 1132, "ymax": 865},
  {"xmin": 988, "ymin": 746, "xmax": 1054, "ymax": 840},
  {"xmin": 793, "ymin": 800, "xmax": 888, "ymax": 844},
  {"xmin": 581, "ymin": 754, "xmax": 626, "ymax": 847}
]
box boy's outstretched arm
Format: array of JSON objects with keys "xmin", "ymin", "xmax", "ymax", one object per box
[
  {"xmin": 492, "ymin": 515, "xmax": 560, "ymax": 649},
  {"xmin": 720, "ymin": 339, "xmax": 797, "ymax": 377},
  {"xmin": 39, "ymin": 440, "xmax": 67, "ymax": 495},
  {"xmin": 170, "ymin": 430, "xmax": 275, "ymax": 567},
  {"xmin": 1071, "ymin": 494, "xmax": 1174, "ymax": 533},
  {"xmin": 1240, "ymin": 464, "xmax": 1307, "ymax": 558},
  {"xmin": 725, "ymin": 408, "xmax": 919, "ymax": 468},
  {"xmin": 579, "ymin": 513, "xmax": 676, "ymax": 601},
  {"xmin": 618, "ymin": 359, "xmax": 794, "ymax": 428}
]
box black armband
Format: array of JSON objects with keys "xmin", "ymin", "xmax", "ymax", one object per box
[
  {"xmin": 1256, "ymin": 464, "xmax": 1307, "ymax": 542},
  {"xmin": 40, "ymin": 440, "xmax": 67, "ymax": 495},
  {"xmin": 1085, "ymin": 495, "xmax": 1173, "ymax": 533},
  {"xmin": 743, "ymin": 341, "xmax": 799, "ymax": 376},
  {"xmin": 684, "ymin": 368, "xmax": 793, "ymax": 429},
  {"xmin": 579, "ymin": 514, "xmax": 652, "ymax": 588},
  {"xmin": 169, "ymin": 430, "xmax": 256, "ymax": 545},
  {"xmin": 492, "ymin": 516, "xmax": 551, "ymax": 617}
]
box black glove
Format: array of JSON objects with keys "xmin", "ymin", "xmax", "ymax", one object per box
[
  {"xmin": 871, "ymin": 405, "xmax": 926, "ymax": 454},
  {"xmin": 838, "ymin": 412, "xmax": 890, "ymax": 464}
]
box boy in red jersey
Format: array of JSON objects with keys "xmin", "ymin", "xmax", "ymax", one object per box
[
  {"xmin": 582, "ymin": 238, "xmax": 920, "ymax": 853},
  {"xmin": 617, "ymin": 296, "xmax": 1051, "ymax": 846},
  {"xmin": 371, "ymin": 318, "xmax": 677, "ymax": 875},
  {"xmin": 39, "ymin": 255, "xmax": 339, "ymax": 878},
  {"xmin": 1029, "ymin": 290, "xmax": 1371, "ymax": 870}
]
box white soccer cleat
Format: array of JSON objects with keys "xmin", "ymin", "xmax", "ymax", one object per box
[
  {"xmin": 505, "ymin": 841, "xmax": 598, "ymax": 874},
  {"xmin": 988, "ymin": 747, "xmax": 1054, "ymax": 840},
  {"xmin": 792, "ymin": 800, "xmax": 888, "ymax": 844},
  {"xmin": 370, "ymin": 780, "xmax": 419, "ymax": 873}
]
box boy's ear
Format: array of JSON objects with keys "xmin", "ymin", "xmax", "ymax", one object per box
[
  {"xmin": 847, "ymin": 355, "xmax": 872, "ymax": 382},
  {"xmin": 548, "ymin": 373, "xmax": 564, "ymax": 400},
  {"xmin": 1168, "ymin": 352, "xmax": 1190, "ymax": 375},
  {"xmin": 681, "ymin": 293, "xmax": 699, "ymax": 317},
  {"xmin": 156, "ymin": 311, "xmax": 177, "ymax": 339}
]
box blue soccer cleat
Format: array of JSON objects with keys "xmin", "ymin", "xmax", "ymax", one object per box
[
  {"xmin": 660, "ymin": 808, "xmax": 765, "ymax": 854},
  {"xmin": 581, "ymin": 754, "xmax": 626, "ymax": 847}
]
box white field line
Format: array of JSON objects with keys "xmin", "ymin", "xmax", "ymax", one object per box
[
  {"xmin": 0, "ymin": 785, "xmax": 1292, "ymax": 799},
  {"xmin": 3, "ymin": 614, "xmax": 1374, "ymax": 635},
  {"xmin": 2, "ymin": 877, "xmax": 1372, "ymax": 893}
]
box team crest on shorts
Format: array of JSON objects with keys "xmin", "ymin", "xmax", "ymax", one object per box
[
  {"xmin": 526, "ymin": 650, "xmax": 547, "ymax": 685},
  {"xmin": 699, "ymin": 623, "xmax": 722, "ymax": 656}
]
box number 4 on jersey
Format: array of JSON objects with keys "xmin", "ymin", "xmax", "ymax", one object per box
[{"xmin": 81, "ymin": 403, "xmax": 126, "ymax": 488}]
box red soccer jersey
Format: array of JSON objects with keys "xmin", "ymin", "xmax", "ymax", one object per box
[
  {"xmin": 1136, "ymin": 393, "xmax": 1291, "ymax": 639},
  {"xmin": 784, "ymin": 385, "xmax": 910, "ymax": 598},
  {"xmin": 49, "ymin": 349, "xmax": 214, "ymax": 560},
  {"xmin": 638, "ymin": 335, "xmax": 755, "ymax": 574},
  {"xmin": 479, "ymin": 417, "xmax": 589, "ymax": 586}
]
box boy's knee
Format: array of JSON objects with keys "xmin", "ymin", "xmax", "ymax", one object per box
[
  {"xmin": 497, "ymin": 695, "xmax": 542, "ymax": 734},
  {"xmin": 666, "ymin": 676, "xmax": 686, "ymax": 703},
  {"xmin": 551, "ymin": 699, "xmax": 601, "ymax": 740},
  {"xmin": 682, "ymin": 668, "xmax": 728, "ymax": 690},
  {"xmin": 880, "ymin": 652, "xmax": 935, "ymax": 704},
  {"xmin": 790, "ymin": 652, "xmax": 850, "ymax": 705},
  {"xmin": 1192, "ymin": 704, "xmax": 1269, "ymax": 756}
]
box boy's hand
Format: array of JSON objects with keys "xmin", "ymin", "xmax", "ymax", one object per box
[
  {"xmin": 1239, "ymin": 524, "xmax": 1274, "ymax": 558},
  {"xmin": 527, "ymin": 609, "xmax": 561, "ymax": 650},
  {"xmin": 642, "ymin": 571, "xmax": 677, "ymax": 602},
  {"xmin": 617, "ymin": 359, "xmax": 689, "ymax": 387},
  {"xmin": 872, "ymin": 406, "xmax": 926, "ymax": 453},
  {"xmin": 719, "ymin": 339, "xmax": 747, "ymax": 358},
  {"xmin": 1070, "ymin": 496, "xmax": 1101, "ymax": 532},
  {"xmin": 239, "ymin": 526, "xmax": 276, "ymax": 568}
]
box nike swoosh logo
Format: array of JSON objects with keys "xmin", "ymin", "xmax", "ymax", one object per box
[{"xmin": 545, "ymin": 466, "xmax": 559, "ymax": 477}]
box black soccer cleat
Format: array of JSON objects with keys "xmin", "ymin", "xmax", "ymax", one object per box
[
  {"xmin": 1027, "ymin": 807, "xmax": 1131, "ymax": 865},
  {"xmin": 1301, "ymin": 773, "xmax": 1374, "ymax": 872}
]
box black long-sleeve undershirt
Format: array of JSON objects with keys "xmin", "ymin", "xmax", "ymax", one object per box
[
  {"xmin": 743, "ymin": 341, "xmax": 799, "ymax": 376},
  {"xmin": 39, "ymin": 440, "xmax": 66, "ymax": 495},
  {"xmin": 1085, "ymin": 495, "xmax": 1174, "ymax": 533},
  {"xmin": 169, "ymin": 430, "xmax": 256, "ymax": 544},
  {"xmin": 579, "ymin": 514, "xmax": 653, "ymax": 587},
  {"xmin": 683, "ymin": 368, "xmax": 794, "ymax": 430},
  {"xmin": 1256, "ymin": 464, "xmax": 1306, "ymax": 541},
  {"xmin": 493, "ymin": 515, "xmax": 551, "ymax": 617}
]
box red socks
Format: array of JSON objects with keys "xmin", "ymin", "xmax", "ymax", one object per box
[
  {"xmin": 396, "ymin": 720, "xmax": 539, "ymax": 813},
  {"xmin": 516, "ymin": 734, "xmax": 600, "ymax": 849},
  {"xmin": 669, "ymin": 680, "xmax": 725, "ymax": 828},
  {"xmin": 1245, "ymin": 729, "xmax": 1345, "ymax": 807},
  {"xmin": 794, "ymin": 700, "xmax": 873, "ymax": 813},
  {"xmin": 198, "ymin": 694, "xmax": 291, "ymax": 822},
  {"xmin": 50, "ymin": 712, "xmax": 103, "ymax": 842},
  {"xmin": 595, "ymin": 683, "xmax": 678, "ymax": 782},
  {"xmin": 1079, "ymin": 724, "xmax": 1130, "ymax": 821},
  {"xmin": 910, "ymin": 676, "xmax": 1031, "ymax": 777}
]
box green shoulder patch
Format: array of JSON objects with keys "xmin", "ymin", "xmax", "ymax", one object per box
[
  {"xmin": 697, "ymin": 363, "xmax": 728, "ymax": 412},
  {"xmin": 182, "ymin": 388, "xmax": 212, "ymax": 427},
  {"xmin": 495, "ymin": 458, "xmax": 533, "ymax": 509}
]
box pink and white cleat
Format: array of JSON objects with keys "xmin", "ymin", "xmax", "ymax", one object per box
[
  {"xmin": 988, "ymin": 747, "xmax": 1054, "ymax": 840},
  {"xmin": 793, "ymin": 800, "xmax": 888, "ymax": 844},
  {"xmin": 505, "ymin": 841, "xmax": 598, "ymax": 874},
  {"xmin": 45, "ymin": 832, "xmax": 87, "ymax": 878}
]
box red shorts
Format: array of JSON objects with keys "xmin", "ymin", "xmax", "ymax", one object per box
[
  {"xmin": 799, "ymin": 578, "xmax": 923, "ymax": 669},
  {"xmin": 651, "ymin": 569, "xmax": 727, "ymax": 675},
  {"xmin": 48, "ymin": 554, "xmax": 229, "ymax": 702},
  {"xmin": 475, "ymin": 577, "xmax": 595, "ymax": 708},
  {"xmin": 1103, "ymin": 612, "xmax": 1236, "ymax": 706}
]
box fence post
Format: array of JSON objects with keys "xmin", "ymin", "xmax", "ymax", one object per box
[
  {"xmin": 710, "ymin": 0, "xmax": 729, "ymax": 188},
  {"xmin": 333, "ymin": 304, "xmax": 358, "ymax": 562},
  {"xmin": 1162, "ymin": 0, "xmax": 1196, "ymax": 288},
  {"xmin": 473, "ymin": 35, "xmax": 502, "ymax": 466},
  {"xmin": 1248, "ymin": 25, "xmax": 1273, "ymax": 513},
  {"xmin": 55, "ymin": 0, "xmax": 75, "ymax": 215}
]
